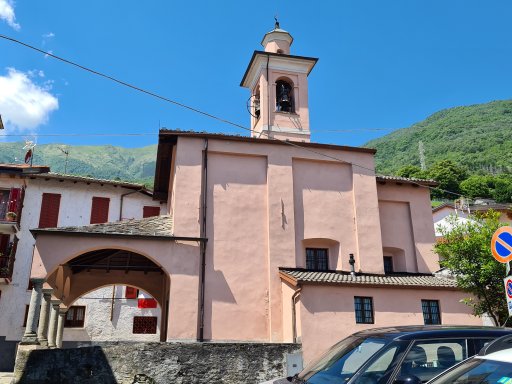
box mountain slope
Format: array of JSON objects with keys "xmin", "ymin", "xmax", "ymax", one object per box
[
  {"xmin": 0, "ymin": 142, "xmax": 157, "ymax": 183},
  {"xmin": 365, "ymin": 100, "xmax": 512, "ymax": 175}
]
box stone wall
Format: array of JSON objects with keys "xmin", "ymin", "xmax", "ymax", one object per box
[{"xmin": 14, "ymin": 342, "xmax": 301, "ymax": 384}]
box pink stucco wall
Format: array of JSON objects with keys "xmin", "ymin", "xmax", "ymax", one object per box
[{"xmin": 298, "ymin": 285, "xmax": 482, "ymax": 363}]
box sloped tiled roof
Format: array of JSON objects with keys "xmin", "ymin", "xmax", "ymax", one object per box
[
  {"xmin": 376, "ymin": 175, "xmax": 438, "ymax": 187},
  {"xmin": 279, "ymin": 268, "xmax": 458, "ymax": 289},
  {"xmin": 31, "ymin": 215, "xmax": 174, "ymax": 238},
  {"xmin": 30, "ymin": 172, "xmax": 149, "ymax": 191}
]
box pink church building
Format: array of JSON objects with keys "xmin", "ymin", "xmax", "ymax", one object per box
[{"xmin": 23, "ymin": 23, "xmax": 481, "ymax": 364}]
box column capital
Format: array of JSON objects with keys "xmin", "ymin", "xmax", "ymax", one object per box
[
  {"xmin": 29, "ymin": 277, "xmax": 45, "ymax": 287},
  {"xmin": 42, "ymin": 288, "xmax": 53, "ymax": 297},
  {"xmin": 58, "ymin": 308, "xmax": 68, "ymax": 315}
]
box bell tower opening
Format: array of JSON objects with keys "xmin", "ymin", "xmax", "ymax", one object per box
[
  {"xmin": 276, "ymin": 79, "xmax": 294, "ymax": 113},
  {"xmin": 240, "ymin": 20, "xmax": 318, "ymax": 142}
]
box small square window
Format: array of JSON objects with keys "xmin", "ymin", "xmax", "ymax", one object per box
[
  {"xmin": 133, "ymin": 316, "xmax": 157, "ymax": 334},
  {"xmin": 354, "ymin": 296, "xmax": 374, "ymax": 324},
  {"xmin": 306, "ymin": 248, "xmax": 329, "ymax": 271},
  {"xmin": 65, "ymin": 306, "xmax": 86, "ymax": 328},
  {"xmin": 383, "ymin": 256, "xmax": 394, "ymax": 274},
  {"xmin": 422, "ymin": 300, "xmax": 441, "ymax": 325}
]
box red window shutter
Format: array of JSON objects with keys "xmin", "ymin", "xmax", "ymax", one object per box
[
  {"xmin": 138, "ymin": 298, "xmax": 157, "ymax": 309},
  {"xmin": 143, "ymin": 206, "xmax": 160, "ymax": 218},
  {"xmin": 90, "ymin": 197, "xmax": 110, "ymax": 224},
  {"xmin": 7, "ymin": 188, "xmax": 21, "ymax": 214},
  {"xmin": 125, "ymin": 286, "xmax": 138, "ymax": 299},
  {"xmin": 38, "ymin": 193, "xmax": 61, "ymax": 228}
]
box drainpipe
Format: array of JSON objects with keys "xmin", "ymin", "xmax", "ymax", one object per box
[
  {"xmin": 267, "ymin": 53, "xmax": 271, "ymax": 138},
  {"xmin": 119, "ymin": 188, "xmax": 144, "ymax": 221},
  {"xmin": 292, "ymin": 286, "xmax": 302, "ymax": 343},
  {"xmin": 198, "ymin": 139, "xmax": 208, "ymax": 341},
  {"xmin": 349, "ymin": 253, "xmax": 356, "ymax": 278}
]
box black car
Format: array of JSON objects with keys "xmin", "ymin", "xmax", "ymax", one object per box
[{"xmin": 284, "ymin": 325, "xmax": 512, "ymax": 384}]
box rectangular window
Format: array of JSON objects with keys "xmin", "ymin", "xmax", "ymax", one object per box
[
  {"xmin": 90, "ymin": 197, "xmax": 110, "ymax": 224},
  {"xmin": 354, "ymin": 296, "xmax": 374, "ymax": 324},
  {"xmin": 64, "ymin": 306, "xmax": 86, "ymax": 328},
  {"xmin": 125, "ymin": 286, "xmax": 138, "ymax": 299},
  {"xmin": 38, "ymin": 193, "xmax": 61, "ymax": 228},
  {"xmin": 0, "ymin": 190, "xmax": 10, "ymax": 220},
  {"xmin": 422, "ymin": 300, "xmax": 441, "ymax": 325},
  {"xmin": 143, "ymin": 206, "xmax": 160, "ymax": 218},
  {"xmin": 306, "ymin": 248, "xmax": 329, "ymax": 271},
  {"xmin": 133, "ymin": 316, "xmax": 157, "ymax": 334},
  {"xmin": 0, "ymin": 235, "xmax": 9, "ymax": 269},
  {"xmin": 383, "ymin": 256, "xmax": 394, "ymax": 274}
]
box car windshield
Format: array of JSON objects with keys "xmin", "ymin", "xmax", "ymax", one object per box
[
  {"xmin": 298, "ymin": 336, "xmax": 394, "ymax": 383},
  {"xmin": 428, "ymin": 358, "xmax": 512, "ymax": 384}
]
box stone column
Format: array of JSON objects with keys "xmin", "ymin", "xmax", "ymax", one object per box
[
  {"xmin": 47, "ymin": 300, "xmax": 60, "ymax": 348},
  {"xmin": 20, "ymin": 278, "xmax": 45, "ymax": 345},
  {"xmin": 56, "ymin": 308, "xmax": 67, "ymax": 348},
  {"xmin": 37, "ymin": 289, "xmax": 53, "ymax": 346}
]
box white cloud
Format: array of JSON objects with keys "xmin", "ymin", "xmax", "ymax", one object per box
[
  {"xmin": 0, "ymin": 0, "xmax": 20, "ymax": 30},
  {"xmin": 42, "ymin": 32, "xmax": 55, "ymax": 39},
  {"xmin": 0, "ymin": 68, "xmax": 59, "ymax": 134}
]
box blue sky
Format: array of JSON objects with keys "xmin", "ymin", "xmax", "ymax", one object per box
[{"xmin": 0, "ymin": 1, "xmax": 511, "ymax": 148}]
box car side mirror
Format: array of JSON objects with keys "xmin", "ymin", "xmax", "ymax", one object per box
[{"xmin": 394, "ymin": 374, "xmax": 422, "ymax": 384}]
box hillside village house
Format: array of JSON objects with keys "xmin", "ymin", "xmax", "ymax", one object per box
[
  {"xmin": 20, "ymin": 24, "xmax": 483, "ymax": 365},
  {"xmin": 433, "ymin": 199, "xmax": 512, "ymax": 238},
  {"xmin": 0, "ymin": 164, "xmax": 164, "ymax": 371}
]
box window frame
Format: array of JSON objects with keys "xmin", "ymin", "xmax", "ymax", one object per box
[
  {"xmin": 422, "ymin": 299, "xmax": 442, "ymax": 325},
  {"xmin": 38, "ymin": 193, "xmax": 61, "ymax": 228},
  {"xmin": 64, "ymin": 305, "xmax": 86, "ymax": 328},
  {"xmin": 383, "ymin": 256, "xmax": 394, "ymax": 274},
  {"xmin": 90, "ymin": 196, "xmax": 110, "ymax": 224},
  {"xmin": 306, "ymin": 248, "xmax": 329, "ymax": 271},
  {"xmin": 354, "ymin": 296, "xmax": 374, "ymax": 324},
  {"xmin": 133, "ymin": 316, "xmax": 158, "ymax": 334}
]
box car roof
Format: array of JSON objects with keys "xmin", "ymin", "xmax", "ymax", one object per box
[
  {"xmin": 352, "ymin": 325, "xmax": 512, "ymax": 341},
  {"xmin": 476, "ymin": 348, "xmax": 512, "ymax": 363}
]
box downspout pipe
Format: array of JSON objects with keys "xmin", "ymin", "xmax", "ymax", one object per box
[
  {"xmin": 198, "ymin": 138, "xmax": 208, "ymax": 341},
  {"xmin": 267, "ymin": 53, "xmax": 271, "ymax": 138},
  {"xmin": 292, "ymin": 286, "xmax": 302, "ymax": 343},
  {"xmin": 119, "ymin": 188, "xmax": 144, "ymax": 221}
]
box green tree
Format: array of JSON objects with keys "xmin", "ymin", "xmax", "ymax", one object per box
[
  {"xmin": 434, "ymin": 211, "xmax": 507, "ymax": 325},
  {"xmin": 460, "ymin": 175, "xmax": 492, "ymax": 199},
  {"xmin": 396, "ymin": 165, "xmax": 428, "ymax": 179},
  {"xmin": 493, "ymin": 177, "xmax": 512, "ymax": 203},
  {"xmin": 427, "ymin": 160, "xmax": 467, "ymax": 199}
]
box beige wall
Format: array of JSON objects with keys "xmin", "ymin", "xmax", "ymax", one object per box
[{"xmin": 299, "ymin": 285, "xmax": 482, "ymax": 363}]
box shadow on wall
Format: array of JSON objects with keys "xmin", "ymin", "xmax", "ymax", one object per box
[{"xmin": 16, "ymin": 346, "xmax": 118, "ymax": 384}]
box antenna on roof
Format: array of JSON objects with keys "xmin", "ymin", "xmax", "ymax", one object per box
[
  {"xmin": 22, "ymin": 139, "xmax": 36, "ymax": 167},
  {"xmin": 57, "ymin": 146, "xmax": 70, "ymax": 174},
  {"xmin": 274, "ymin": 15, "xmax": 280, "ymax": 29}
]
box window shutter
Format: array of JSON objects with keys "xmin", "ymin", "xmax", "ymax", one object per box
[
  {"xmin": 38, "ymin": 193, "xmax": 61, "ymax": 228},
  {"xmin": 143, "ymin": 206, "xmax": 160, "ymax": 218},
  {"xmin": 7, "ymin": 188, "xmax": 21, "ymax": 214},
  {"xmin": 90, "ymin": 197, "xmax": 110, "ymax": 224},
  {"xmin": 125, "ymin": 286, "xmax": 138, "ymax": 299}
]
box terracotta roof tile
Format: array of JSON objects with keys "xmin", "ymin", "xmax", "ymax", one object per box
[
  {"xmin": 31, "ymin": 172, "xmax": 148, "ymax": 190},
  {"xmin": 376, "ymin": 175, "xmax": 438, "ymax": 186},
  {"xmin": 279, "ymin": 268, "xmax": 457, "ymax": 289}
]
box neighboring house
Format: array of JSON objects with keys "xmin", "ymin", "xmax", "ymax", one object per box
[
  {"xmin": 25, "ymin": 24, "xmax": 483, "ymax": 366},
  {"xmin": 0, "ymin": 165, "xmax": 165, "ymax": 371},
  {"xmin": 433, "ymin": 199, "xmax": 512, "ymax": 238}
]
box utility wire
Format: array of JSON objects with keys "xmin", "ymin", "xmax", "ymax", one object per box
[{"xmin": 0, "ymin": 34, "xmax": 463, "ymax": 198}]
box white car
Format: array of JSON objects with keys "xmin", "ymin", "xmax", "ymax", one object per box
[{"xmin": 426, "ymin": 334, "xmax": 512, "ymax": 384}]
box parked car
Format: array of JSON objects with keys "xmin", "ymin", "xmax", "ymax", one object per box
[
  {"xmin": 425, "ymin": 334, "xmax": 512, "ymax": 383},
  {"xmin": 269, "ymin": 325, "xmax": 512, "ymax": 384}
]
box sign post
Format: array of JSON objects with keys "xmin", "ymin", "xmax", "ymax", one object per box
[{"xmin": 491, "ymin": 226, "xmax": 512, "ymax": 317}]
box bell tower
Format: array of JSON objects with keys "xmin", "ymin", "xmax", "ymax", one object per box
[{"xmin": 240, "ymin": 21, "xmax": 318, "ymax": 142}]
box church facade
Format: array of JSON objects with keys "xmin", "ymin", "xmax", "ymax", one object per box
[{"xmin": 25, "ymin": 24, "xmax": 481, "ymax": 364}]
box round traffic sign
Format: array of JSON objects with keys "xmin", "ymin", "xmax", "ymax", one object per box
[
  {"xmin": 491, "ymin": 226, "xmax": 512, "ymax": 263},
  {"xmin": 506, "ymin": 279, "xmax": 512, "ymax": 299}
]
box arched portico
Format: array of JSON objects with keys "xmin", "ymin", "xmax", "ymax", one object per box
[{"xmin": 23, "ymin": 216, "xmax": 205, "ymax": 347}]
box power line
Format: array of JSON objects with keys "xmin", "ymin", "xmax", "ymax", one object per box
[{"xmin": 0, "ymin": 34, "xmax": 463, "ymax": 198}]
